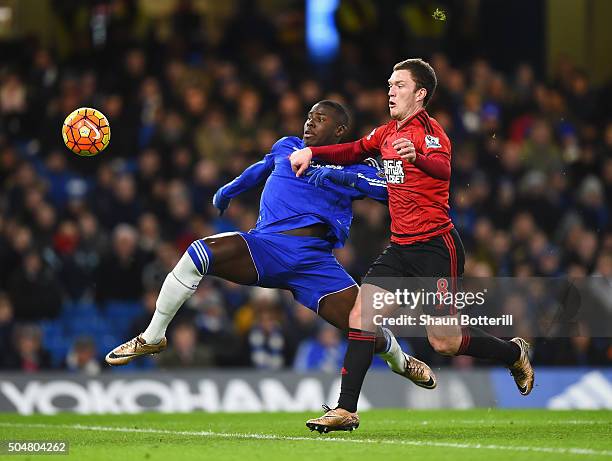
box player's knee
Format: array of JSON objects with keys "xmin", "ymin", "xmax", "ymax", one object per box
[
  {"xmin": 185, "ymin": 239, "xmax": 213, "ymax": 276},
  {"xmin": 428, "ymin": 335, "xmax": 461, "ymax": 356},
  {"xmin": 173, "ymin": 239, "xmax": 213, "ymax": 288}
]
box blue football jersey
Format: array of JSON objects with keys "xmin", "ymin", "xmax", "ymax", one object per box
[{"xmin": 216, "ymin": 136, "xmax": 387, "ymax": 248}]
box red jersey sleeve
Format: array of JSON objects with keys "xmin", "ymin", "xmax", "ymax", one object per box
[
  {"xmin": 412, "ymin": 118, "xmax": 452, "ymax": 180},
  {"xmin": 360, "ymin": 125, "xmax": 386, "ymax": 152},
  {"xmin": 310, "ymin": 125, "xmax": 386, "ymax": 165}
]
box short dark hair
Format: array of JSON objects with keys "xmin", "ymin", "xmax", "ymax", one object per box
[
  {"xmin": 393, "ymin": 58, "xmax": 437, "ymax": 107},
  {"xmin": 316, "ymin": 100, "xmax": 350, "ymax": 128}
]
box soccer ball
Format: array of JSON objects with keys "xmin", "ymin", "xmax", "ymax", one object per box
[{"xmin": 62, "ymin": 107, "xmax": 111, "ymax": 156}]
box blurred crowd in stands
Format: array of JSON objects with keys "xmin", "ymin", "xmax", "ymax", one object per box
[{"xmin": 0, "ymin": 0, "xmax": 610, "ymax": 374}]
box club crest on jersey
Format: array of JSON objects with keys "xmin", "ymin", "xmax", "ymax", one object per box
[
  {"xmin": 383, "ymin": 159, "xmax": 405, "ymax": 184},
  {"xmin": 425, "ymin": 135, "xmax": 441, "ymax": 149}
]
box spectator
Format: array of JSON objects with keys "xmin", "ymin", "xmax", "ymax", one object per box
[
  {"xmin": 8, "ymin": 251, "xmax": 62, "ymax": 321},
  {"xmin": 294, "ymin": 324, "xmax": 347, "ymax": 372},
  {"xmin": 2, "ymin": 324, "xmax": 52, "ymax": 372},
  {"xmin": 95, "ymin": 224, "xmax": 146, "ymax": 303},
  {"xmin": 157, "ymin": 321, "xmax": 214, "ymax": 369},
  {"xmin": 245, "ymin": 289, "xmax": 290, "ymax": 370},
  {"xmin": 189, "ymin": 289, "xmax": 242, "ymax": 366},
  {"xmin": 142, "ymin": 242, "xmax": 180, "ymax": 291},
  {"xmin": 0, "ymin": 293, "xmax": 15, "ymax": 354},
  {"xmin": 64, "ymin": 336, "xmax": 102, "ymax": 376},
  {"xmin": 107, "ymin": 175, "xmax": 141, "ymax": 228}
]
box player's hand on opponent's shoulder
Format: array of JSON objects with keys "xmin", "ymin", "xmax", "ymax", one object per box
[
  {"xmin": 290, "ymin": 147, "xmax": 313, "ymax": 176},
  {"xmin": 307, "ymin": 167, "xmax": 356, "ymax": 188},
  {"xmin": 392, "ymin": 138, "xmax": 416, "ymax": 163},
  {"xmin": 212, "ymin": 189, "xmax": 231, "ymax": 215}
]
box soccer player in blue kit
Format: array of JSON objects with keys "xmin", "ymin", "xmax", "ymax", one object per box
[{"xmin": 106, "ymin": 100, "xmax": 435, "ymax": 431}]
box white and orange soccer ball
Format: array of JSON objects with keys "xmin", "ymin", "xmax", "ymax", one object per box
[{"xmin": 62, "ymin": 107, "xmax": 111, "ymax": 156}]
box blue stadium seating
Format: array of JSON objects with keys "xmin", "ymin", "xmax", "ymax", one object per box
[{"xmin": 40, "ymin": 301, "xmax": 147, "ymax": 366}]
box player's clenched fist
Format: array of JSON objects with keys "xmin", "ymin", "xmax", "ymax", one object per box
[
  {"xmin": 212, "ymin": 189, "xmax": 231, "ymax": 215},
  {"xmin": 392, "ymin": 138, "xmax": 416, "ymax": 163},
  {"xmin": 290, "ymin": 147, "xmax": 313, "ymax": 176}
]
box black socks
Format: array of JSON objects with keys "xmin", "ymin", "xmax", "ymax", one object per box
[
  {"xmin": 458, "ymin": 327, "xmax": 521, "ymax": 366},
  {"xmin": 337, "ymin": 328, "xmax": 376, "ymax": 413}
]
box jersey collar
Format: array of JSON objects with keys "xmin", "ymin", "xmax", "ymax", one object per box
[{"xmin": 395, "ymin": 108, "xmax": 427, "ymax": 132}]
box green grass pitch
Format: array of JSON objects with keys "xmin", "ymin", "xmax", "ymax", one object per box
[{"xmin": 0, "ymin": 409, "xmax": 610, "ymax": 460}]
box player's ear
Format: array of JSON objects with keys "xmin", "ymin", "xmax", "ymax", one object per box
[
  {"xmin": 335, "ymin": 124, "xmax": 347, "ymax": 138},
  {"xmin": 416, "ymin": 87, "xmax": 427, "ymax": 103}
]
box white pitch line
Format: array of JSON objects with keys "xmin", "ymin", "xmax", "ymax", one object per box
[
  {"xmin": 0, "ymin": 422, "xmax": 610, "ymax": 457},
  {"xmin": 379, "ymin": 419, "xmax": 607, "ymax": 426}
]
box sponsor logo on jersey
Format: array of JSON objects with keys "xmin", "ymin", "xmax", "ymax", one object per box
[
  {"xmin": 310, "ymin": 162, "xmax": 343, "ymax": 169},
  {"xmin": 383, "ymin": 159, "xmax": 405, "ymax": 184},
  {"xmin": 425, "ymin": 135, "xmax": 441, "ymax": 149}
]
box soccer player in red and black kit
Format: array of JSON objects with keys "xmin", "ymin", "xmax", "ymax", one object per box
[{"xmin": 291, "ymin": 59, "xmax": 534, "ymax": 431}]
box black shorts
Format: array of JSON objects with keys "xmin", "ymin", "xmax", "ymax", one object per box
[{"xmin": 362, "ymin": 228, "xmax": 465, "ymax": 316}]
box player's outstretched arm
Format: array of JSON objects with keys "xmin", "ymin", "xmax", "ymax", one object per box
[
  {"xmin": 291, "ymin": 141, "xmax": 367, "ymax": 177},
  {"xmin": 291, "ymin": 127, "xmax": 385, "ymax": 176},
  {"xmin": 307, "ymin": 163, "xmax": 387, "ymax": 202},
  {"xmin": 212, "ymin": 155, "xmax": 274, "ymax": 215}
]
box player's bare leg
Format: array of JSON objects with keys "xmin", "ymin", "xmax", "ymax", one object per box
[
  {"xmin": 424, "ymin": 318, "xmax": 462, "ymax": 356},
  {"xmin": 105, "ymin": 233, "xmax": 256, "ymax": 366},
  {"xmin": 425, "ymin": 318, "xmax": 534, "ymax": 395},
  {"xmin": 319, "ymin": 284, "xmax": 435, "ymax": 388},
  {"xmin": 204, "ymin": 233, "xmax": 259, "ymax": 284},
  {"xmin": 319, "ymin": 285, "xmax": 388, "ymax": 352}
]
